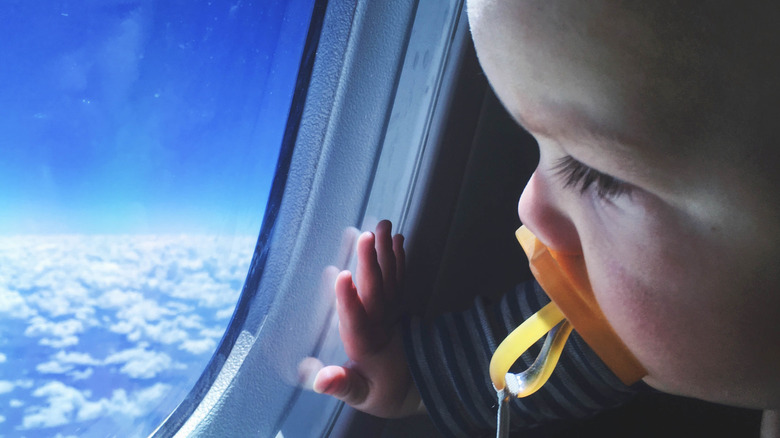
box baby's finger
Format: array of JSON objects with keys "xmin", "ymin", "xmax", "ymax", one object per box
[
  {"xmin": 335, "ymin": 270, "xmax": 380, "ymax": 358},
  {"xmin": 393, "ymin": 234, "xmax": 405, "ymax": 291},
  {"xmin": 312, "ymin": 365, "xmax": 369, "ymax": 408},
  {"xmin": 298, "ymin": 357, "xmax": 324, "ymax": 390},
  {"xmin": 375, "ymin": 220, "xmax": 397, "ymax": 302},
  {"xmin": 355, "ymin": 231, "xmax": 384, "ymax": 322},
  {"xmin": 392, "ymin": 234, "xmax": 409, "ymax": 317}
]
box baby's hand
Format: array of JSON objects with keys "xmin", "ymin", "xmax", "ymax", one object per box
[{"xmin": 313, "ymin": 220, "xmax": 423, "ymax": 418}]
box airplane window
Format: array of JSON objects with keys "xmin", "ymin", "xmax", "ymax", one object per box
[
  {"xmin": 0, "ymin": 1, "xmax": 314, "ymax": 437},
  {"xmin": 140, "ymin": 1, "xmax": 471, "ymax": 436}
]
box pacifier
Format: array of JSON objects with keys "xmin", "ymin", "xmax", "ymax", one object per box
[{"xmin": 491, "ymin": 226, "xmax": 646, "ymax": 437}]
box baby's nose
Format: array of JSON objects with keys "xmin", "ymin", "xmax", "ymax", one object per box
[{"xmin": 517, "ymin": 171, "xmax": 581, "ymax": 255}]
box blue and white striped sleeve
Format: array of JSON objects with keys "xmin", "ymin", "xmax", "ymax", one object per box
[{"xmin": 402, "ymin": 280, "xmax": 643, "ymax": 437}]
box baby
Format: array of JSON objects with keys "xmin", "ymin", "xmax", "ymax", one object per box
[{"xmin": 314, "ymin": 0, "xmax": 780, "ymax": 435}]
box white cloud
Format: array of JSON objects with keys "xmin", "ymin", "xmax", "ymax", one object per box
[
  {"xmin": 97, "ymin": 288, "xmax": 143, "ymax": 308},
  {"xmin": 40, "ymin": 336, "xmax": 80, "ymax": 348},
  {"xmin": 75, "ymin": 398, "xmax": 105, "ymax": 422},
  {"xmin": 174, "ymin": 271, "xmax": 238, "ymax": 308},
  {"xmin": 108, "ymin": 320, "xmax": 135, "ymax": 336},
  {"xmin": 117, "ymin": 297, "xmax": 172, "ymax": 323},
  {"xmin": 180, "ymin": 337, "xmax": 216, "ymax": 355},
  {"xmin": 26, "ymin": 282, "xmax": 91, "ymax": 319},
  {"xmin": 104, "ymin": 345, "xmax": 183, "ymax": 379},
  {"xmin": 33, "ymin": 293, "xmax": 70, "ymax": 317},
  {"xmin": 15, "ymin": 379, "xmax": 34, "ymax": 389},
  {"xmin": 0, "ymin": 286, "xmax": 35, "ymax": 318},
  {"xmin": 110, "ymin": 309, "xmax": 209, "ymax": 346},
  {"xmin": 216, "ymin": 306, "xmax": 235, "ymax": 319},
  {"xmin": 200, "ymin": 327, "xmax": 226, "ymax": 339},
  {"xmin": 21, "ymin": 381, "xmax": 172, "ymax": 430},
  {"xmin": 54, "ymin": 350, "xmax": 101, "ymax": 366},
  {"xmin": 37, "ymin": 351, "xmax": 101, "ymax": 375},
  {"xmin": 36, "ymin": 360, "xmax": 74, "ymax": 374},
  {"xmin": 0, "ymin": 381, "xmax": 15, "ymax": 394},
  {"xmin": 78, "ymin": 259, "xmax": 127, "ymax": 291},
  {"xmin": 22, "ymin": 381, "xmax": 82, "ymax": 429},
  {"xmin": 166, "ymin": 300, "xmax": 193, "ymax": 314},
  {"xmin": 143, "ymin": 322, "xmax": 188, "ymax": 344},
  {"xmin": 69, "ymin": 367, "xmax": 94, "ymax": 381},
  {"xmin": 87, "ymin": 382, "xmax": 170, "ymax": 419},
  {"xmin": 26, "ymin": 317, "xmax": 84, "ymax": 348},
  {"xmin": 0, "ymin": 352, "xmax": 6, "ymax": 362},
  {"xmin": 10, "ymin": 399, "xmax": 24, "ymax": 408}
]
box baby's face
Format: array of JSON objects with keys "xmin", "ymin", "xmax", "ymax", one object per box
[{"xmin": 469, "ymin": 0, "xmax": 780, "ymax": 408}]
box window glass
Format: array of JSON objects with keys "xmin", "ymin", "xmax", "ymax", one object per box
[{"xmin": 0, "ymin": 1, "xmax": 313, "ymax": 436}]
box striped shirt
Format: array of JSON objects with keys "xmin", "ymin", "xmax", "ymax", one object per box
[{"xmin": 403, "ymin": 280, "xmax": 643, "ymax": 437}]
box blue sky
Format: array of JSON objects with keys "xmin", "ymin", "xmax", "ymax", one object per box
[
  {"xmin": 0, "ymin": 2, "xmax": 315, "ymax": 436},
  {"xmin": 0, "ymin": 0, "xmax": 313, "ymax": 235}
]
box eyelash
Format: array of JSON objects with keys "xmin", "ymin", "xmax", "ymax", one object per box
[{"xmin": 554, "ymin": 156, "xmax": 632, "ymax": 200}]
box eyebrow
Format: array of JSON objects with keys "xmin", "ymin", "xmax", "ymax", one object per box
[
  {"xmin": 512, "ymin": 102, "xmax": 637, "ymax": 151},
  {"xmin": 512, "ymin": 101, "xmax": 670, "ymax": 184}
]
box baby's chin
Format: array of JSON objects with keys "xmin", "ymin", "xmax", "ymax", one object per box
[{"xmin": 642, "ymin": 373, "xmax": 780, "ymax": 411}]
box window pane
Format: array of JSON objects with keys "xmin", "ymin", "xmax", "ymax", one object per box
[{"xmin": 0, "ymin": 1, "xmax": 313, "ymax": 436}]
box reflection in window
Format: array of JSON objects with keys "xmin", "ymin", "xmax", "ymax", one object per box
[{"xmin": 0, "ymin": 0, "xmax": 314, "ymax": 436}]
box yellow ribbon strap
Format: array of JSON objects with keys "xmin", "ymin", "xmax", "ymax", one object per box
[{"xmin": 489, "ymin": 300, "xmax": 568, "ymax": 395}]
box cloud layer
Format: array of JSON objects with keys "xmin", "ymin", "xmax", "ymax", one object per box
[{"xmin": 0, "ymin": 234, "xmax": 254, "ymax": 437}]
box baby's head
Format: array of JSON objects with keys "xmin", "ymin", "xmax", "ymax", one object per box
[{"xmin": 468, "ymin": 0, "xmax": 780, "ymax": 408}]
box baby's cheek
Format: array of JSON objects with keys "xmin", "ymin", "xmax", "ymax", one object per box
[
  {"xmin": 586, "ymin": 241, "xmax": 704, "ymax": 391},
  {"xmin": 591, "ymin": 259, "xmax": 667, "ymax": 367},
  {"xmin": 587, "ymin": 235, "xmax": 770, "ymax": 404}
]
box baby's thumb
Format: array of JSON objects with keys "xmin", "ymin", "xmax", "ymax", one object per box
[{"xmin": 313, "ymin": 365, "xmax": 369, "ymax": 407}]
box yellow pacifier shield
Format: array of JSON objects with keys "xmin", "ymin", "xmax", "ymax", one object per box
[{"xmin": 514, "ymin": 226, "xmax": 646, "ymax": 385}]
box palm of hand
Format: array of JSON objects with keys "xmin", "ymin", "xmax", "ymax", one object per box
[{"xmin": 313, "ymin": 220, "xmax": 423, "ymax": 418}]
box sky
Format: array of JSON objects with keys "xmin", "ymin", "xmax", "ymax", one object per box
[
  {"xmin": 0, "ymin": 0, "xmax": 313, "ymax": 235},
  {"xmin": 0, "ymin": 0, "xmax": 315, "ymax": 436}
]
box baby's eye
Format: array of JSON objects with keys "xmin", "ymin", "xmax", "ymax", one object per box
[{"xmin": 554, "ymin": 156, "xmax": 632, "ymax": 200}]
